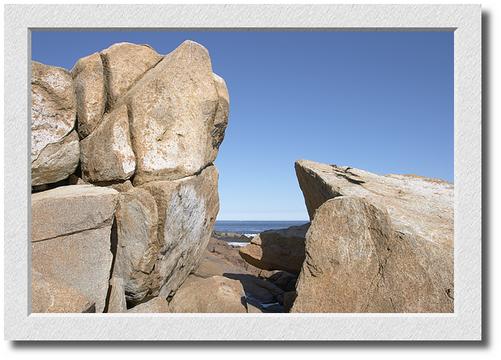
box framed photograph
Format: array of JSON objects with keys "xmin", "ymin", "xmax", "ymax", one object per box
[{"xmin": 4, "ymin": 4, "xmax": 481, "ymax": 341}]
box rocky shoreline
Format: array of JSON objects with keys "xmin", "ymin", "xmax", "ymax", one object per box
[{"xmin": 30, "ymin": 40, "xmax": 453, "ymax": 314}]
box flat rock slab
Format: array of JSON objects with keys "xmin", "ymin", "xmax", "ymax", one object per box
[
  {"xmin": 32, "ymin": 271, "xmax": 95, "ymax": 313},
  {"xmin": 31, "ymin": 185, "xmax": 119, "ymax": 312}
]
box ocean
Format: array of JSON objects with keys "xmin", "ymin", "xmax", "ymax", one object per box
[{"xmin": 214, "ymin": 220, "xmax": 308, "ymax": 237}]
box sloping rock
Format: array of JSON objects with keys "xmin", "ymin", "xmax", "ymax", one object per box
[
  {"xmin": 32, "ymin": 271, "xmax": 95, "ymax": 313},
  {"xmin": 113, "ymin": 187, "xmax": 160, "ymax": 304},
  {"xmin": 31, "ymin": 61, "xmax": 78, "ymax": 186},
  {"xmin": 169, "ymin": 275, "xmax": 247, "ymax": 313},
  {"xmin": 31, "ymin": 130, "xmax": 80, "ymax": 186},
  {"xmin": 295, "ymin": 160, "xmax": 454, "ymax": 248},
  {"xmin": 291, "ymin": 196, "xmax": 453, "ymax": 313},
  {"xmin": 125, "ymin": 40, "xmax": 227, "ymax": 185},
  {"xmin": 105, "ymin": 276, "xmax": 127, "ymax": 313},
  {"xmin": 80, "ymin": 104, "xmax": 136, "ymax": 183},
  {"xmin": 128, "ymin": 297, "xmax": 170, "ymax": 313},
  {"xmin": 140, "ymin": 165, "xmax": 219, "ymax": 299},
  {"xmin": 31, "ymin": 185, "xmax": 119, "ymax": 312},
  {"xmin": 239, "ymin": 223, "xmax": 309, "ymax": 274},
  {"xmin": 71, "ymin": 52, "xmax": 106, "ymax": 138},
  {"xmin": 100, "ymin": 42, "xmax": 162, "ymax": 107}
]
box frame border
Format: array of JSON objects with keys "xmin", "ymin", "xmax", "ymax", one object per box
[{"xmin": 4, "ymin": 4, "xmax": 481, "ymax": 341}]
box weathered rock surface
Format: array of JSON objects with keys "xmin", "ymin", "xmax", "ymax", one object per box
[
  {"xmin": 291, "ymin": 196, "xmax": 453, "ymax": 313},
  {"xmin": 113, "ymin": 187, "xmax": 160, "ymax": 304},
  {"xmin": 106, "ymin": 276, "xmax": 127, "ymax": 313},
  {"xmin": 31, "ymin": 130, "xmax": 80, "ymax": 186},
  {"xmin": 32, "ymin": 271, "xmax": 95, "ymax": 313},
  {"xmin": 239, "ymin": 223, "xmax": 309, "ymax": 274},
  {"xmin": 295, "ymin": 160, "xmax": 454, "ymax": 248},
  {"xmin": 169, "ymin": 275, "xmax": 247, "ymax": 313},
  {"xmin": 80, "ymin": 105, "xmax": 136, "ymax": 183},
  {"xmin": 71, "ymin": 52, "xmax": 106, "ymax": 138},
  {"xmin": 31, "ymin": 61, "xmax": 78, "ymax": 186},
  {"xmin": 140, "ymin": 165, "xmax": 219, "ymax": 299},
  {"xmin": 125, "ymin": 41, "xmax": 228, "ymax": 185},
  {"xmin": 31, "ymin": 185, "xmax": 118, "ymax": 241},
  {"xmin": 128, "ymin": 297, "xmax": 170, "ymax": 313},
  {"xmin": 100, "ymin": 42, "xmax": 162, "ymax": 107},
  {"xmin": 31, "ymin": 185, "xmax": 119, "ymax": 312}
]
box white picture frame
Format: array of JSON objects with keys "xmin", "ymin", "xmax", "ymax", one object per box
[{"xmin": 4, "ymin": 4, "xmax": 481, "ymax": 341}]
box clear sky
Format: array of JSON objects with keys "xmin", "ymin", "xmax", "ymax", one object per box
[{"xmin": 32, "ymin": 31, "xmax": 453, "ymax": 221}]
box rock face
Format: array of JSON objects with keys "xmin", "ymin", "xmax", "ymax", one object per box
[
  {"xmin": 292, "ymin": 160, "xmax": 454, "ymax": 313},
  {"xmin": 100, "ymin": 43, "xmax": 162, "ymax": 107},
  {"xmin": 125, "ymin": 41, "xmax": 228, "ymax": 185},
  {"xmin": 239, "ymin": 224, "xmax": 309, "ymax": 274},
  {"xmin": 169, "ymin": 275, "xmax": 247, "ymax": 313},
  {"xmin": 31, "ymin": 185, "xmax": 119, "ymax": 312},
  {"xmin": 32, "ymin": 271, "xmax": 95, "ymax": 313},
  {"xmin": 113, "ymin": 187, "xmax": 160, "ymax": 304},
  {"xmin": 71, "ymin": 53, "xmax": 106, "ymax": 138},
  {"xmin": 128, "ymin": 297, "xmax": 170, "ymax": 313},
  {"xmin": 31, "ymin": 61, "xmax": 79, "ymax": 186},
  {"xmin": 140, "ymin": 165, "xmax": 220, "ymax": 299},
  {"xmin": 80, "ymin": 105, "xmax": 136, "ymax": 183},
  {"xmin": 295, "ymin": 160, "xmax": 454, "ymax": 248},
  {"xmin": 31, "ymin": 40, "xmax": 229, "ymax": 313}
]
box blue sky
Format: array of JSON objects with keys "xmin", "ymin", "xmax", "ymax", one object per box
[{"xmin": 32, "ymin": 31, "xmax": 454, "ymax": 221}]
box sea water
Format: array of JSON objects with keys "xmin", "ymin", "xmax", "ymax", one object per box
[{"xmin": 214, "ymin": 220, "xmax": 308, "ymax": 238}]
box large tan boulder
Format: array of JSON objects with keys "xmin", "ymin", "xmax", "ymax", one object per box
[
  {"xmin": 31, "ymin": 61, "xmax": 79, "ymax": 186},
  {"xmin": 71, "ymin": 52, "xmax": 106, "ymax": 138},
  {"xmin": 295, "ymin": 160, "xmax": 454, "ymax": 248},
  {"xmin": 80, "ymin": 104, "xmax": 136, "ymax": 183},
  {"xmin": 169, "ymin": 275, "xmax": 247, "ymax": 313},
  {"xmin": 31, "ymin": 185, "xmax": 119, "ymax": 312},
  {"xmin": 124, "ymin": 40, "xmax": 228, "ymax": 185},
  {"xmin": 140, "ymin": 165, "xmax": 219, "ymax": 299},
  {"xmin": 239, "ymin": 223, "xmax": 308, "ymax": 274},
  {"xmin": 32, "ymin": 271, "xmax": 95, "ymax": 313},
  {"xmin": 291, "ymin": 196, "xmax": 453, "ymax": 313},
  {"xmin": 113, "ymin": 187, "xmax": 160, "ymax": 304},
  {"xmin": 100, "ymin": 42, "xmax": 162, "ymax": 107}
]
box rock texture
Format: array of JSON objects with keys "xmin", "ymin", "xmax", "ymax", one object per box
[
  {"xmin": 290, "ymin": 159, "xmax": 454, "ymax": 313},
  {"xmin": 31, "ymin": 61, "xmax": 79, "ymax": 186},
  {"xmin": 100, "ymin": 43, "xmax": 162, "ymax": 107},
  {"xmin": 128, "ymin": 297, "xmax": 170, "ymax": 313},
  {"xmin": 125, "ymin": 41, "xmax": 228, "ymax": 185},
  {"xmin": 80, "ymin": 105, "xmax": 136, "ymax": 183},
  {"xmin": 291, "ymin": 197, "xmax": 453, "ymax": 313},
  {"xmin": 239, "ymin": 223, "xmax": 309, "ymax": 274},
  {"xmin": 31, "ymin": 40, "xmax": 229, "ymax": 313},
  {"xmin": 113, "ymin": 187, "xmax": 160, "ymax": 304},
  {"xmin": 140, "ymin": 165, "xmax": 219, "ymax": 299},
  {"xmin": 31, "ymin": 185, "xmax": 119, "ymax": 312},
  {"xmin": 169, "ymin": 275, "xmax": 247, "ymax": 313},
  {"xmin": 71, "ymin": 52, "xmax": 106, "ymax": 138},
  {"xmin": 295, "ymin": 160, "xmax": 454, "ymax": 248},
  {"xmin": 32, "ymin": 271, "xmax": 95, "ymax": 313}
]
